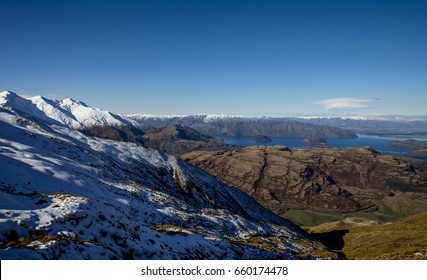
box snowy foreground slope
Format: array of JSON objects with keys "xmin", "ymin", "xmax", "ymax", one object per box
[{"xmin": 0, "ymin": 95, "xmax": 336, "ymax": 259}]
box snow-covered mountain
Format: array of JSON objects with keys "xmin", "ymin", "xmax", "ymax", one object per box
[
  {"xmin": 2, "ymin": 91, "xmax": 380, "ymax": 140},
  {"xmin": 0, "ymin": 93, "xmax": 335, "ymax": 259},
  {"xmin": 126, "ymin": 113, "xmax": 250, "ymax": 124},
  {"xmin": 0, "ymin": 91, "xmax": 129, "ymax": 129},
  {"xmin": 0, "ymin": 91, "xmax": 233, "ymax": 155},
  {"xmin": 127, "ymin": 113, "xmax": 427, "ymax": 123}
]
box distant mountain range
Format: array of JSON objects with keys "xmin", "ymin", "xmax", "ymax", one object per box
[
  {"xmin": 292, "ymin": 116, "xmax": 427, "ymax": 137},
  {"xmin": 127, "ymin": 114, "xmax": 427, "ymax": 138},
  {"xmin": 0, "ymin": 91, "xmax": 359, "ymax": 154},
  {"xmin": 127, "ymin": 114, "xmax": 357, "ymax": 138},
  {"xmin": 5, "ymin": 90, "xmax": 423, "ymax": 139}
]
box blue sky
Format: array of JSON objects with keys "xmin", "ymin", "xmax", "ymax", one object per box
[{"xmin": 1, "ymin": 0, "xmax": 426, "ymax": 115}]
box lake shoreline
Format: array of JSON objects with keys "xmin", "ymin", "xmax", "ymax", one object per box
[{"xmin": 221, "ymin": 135, "xmax": 427, "ymax": 162}]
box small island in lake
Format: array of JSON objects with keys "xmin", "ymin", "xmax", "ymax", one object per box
[
  {"xmin": 254, "ymin": 135, "xmax": 272, "ymax": 143},
  {"xmin": 303, "ymin": 137, "xmax": 330, "ymax": 148}
]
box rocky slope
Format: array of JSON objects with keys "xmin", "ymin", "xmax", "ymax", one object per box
[
  {"xmin": 141, "ymin": 125, "xmax": 233, "ymax": 155},
  {"xmin": 0, "ymin": 104, "xmax": 336, "ymax": 259},
  {"xmin": 182, "ymin": 146, "xmax": 427, "ymax": 217},
  {"xmin": 81, "ymin": 124, "xmax": 231, "ymax": 155}
]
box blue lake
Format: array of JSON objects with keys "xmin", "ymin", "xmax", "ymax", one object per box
[{"xmin": 222, "ymin": 134, "xmax": 427, "ymax": 155}]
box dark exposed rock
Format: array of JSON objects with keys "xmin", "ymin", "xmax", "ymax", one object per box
[
  {"xmin": 142, "ymin": 125, "xmax": 233, "ymax": 155},
  {"xmin": 79, "ymin": 125, "xmax": 145, "ymax": 143}
]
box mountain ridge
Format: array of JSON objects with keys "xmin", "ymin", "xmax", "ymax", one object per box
[
  {"xmin": 0, "ymin": 91, "xmax": 130, "ymax": 129},
  {"xmin": 0, "ymin": 91, "xmax": 231, "ymax": 155},
  {"xmin": 128, "ymin": 114, "xmax": 357, "ymax": 138},
  {"xmin": 0, "ymin": 92, "xmax": 337, "ymax": 259}
]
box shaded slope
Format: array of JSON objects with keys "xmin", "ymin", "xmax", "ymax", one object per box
[{"xmin": 80, "ymin": 124, "xmax": 232, "ymax": 155}]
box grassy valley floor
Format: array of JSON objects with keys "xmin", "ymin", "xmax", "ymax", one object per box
[
  {"xmin": 281, "ymin": 189, "xmax": 427, "ymax": 227},
  {"xmin": 305, "ymin": 211, "xmax": 427, "ymax": 260}
]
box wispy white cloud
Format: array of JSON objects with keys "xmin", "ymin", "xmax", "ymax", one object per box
[{"xmin": 317, "ymin": 98, "xmax": 375, "ymax": 110}]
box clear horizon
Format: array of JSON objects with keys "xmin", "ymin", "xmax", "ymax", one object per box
[
  {"xmin": 1, "ymin": 0, "xmax": 426, "ymax": 115},
  {"xmin": 4, "ymin": 89, "xmax": 427, "ymax": 119}
]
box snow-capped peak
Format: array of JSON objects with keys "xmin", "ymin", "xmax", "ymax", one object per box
[
  {"xmin": 0, "ymin": 91, "xmax": 127, "ymax": 129},
  {"xmin": 61, "ymin": 97, "xmax": 88, "ymax": 107},
  {"xmin": 0, "ymin": 90, "xmax": 15, "ymax": 97},
  {"xmin": 0, "ymin": 91, "xmax": 23, "ymax": 106}
]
